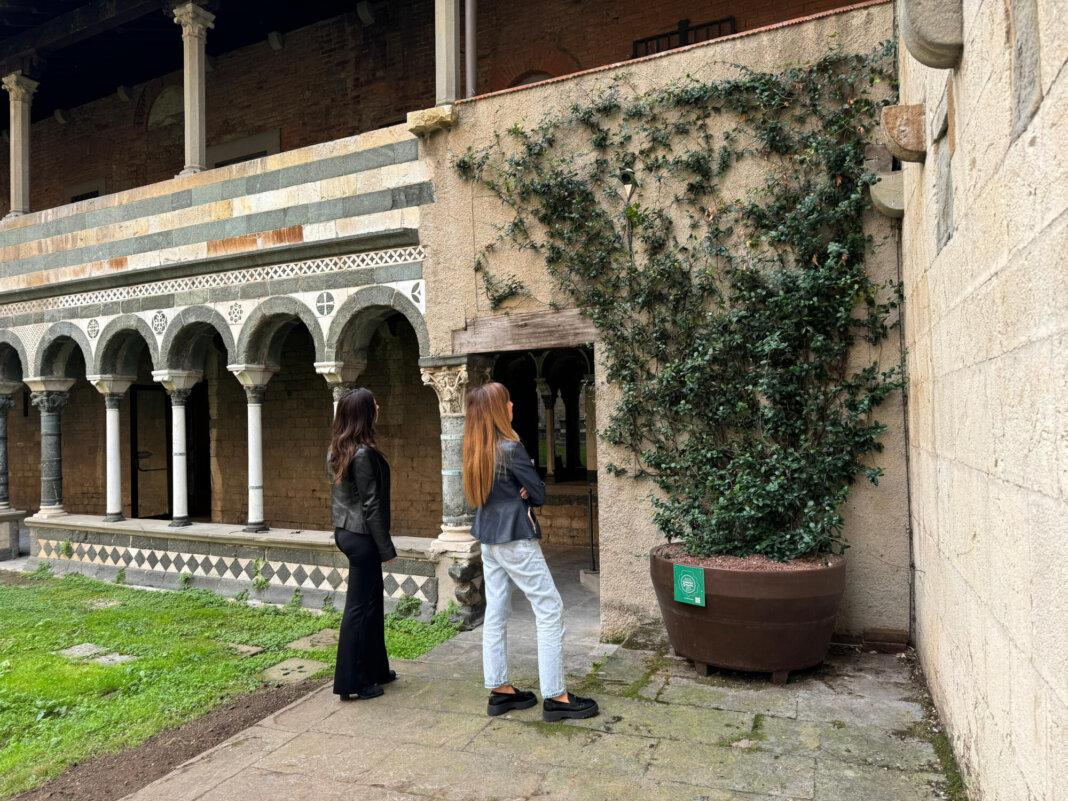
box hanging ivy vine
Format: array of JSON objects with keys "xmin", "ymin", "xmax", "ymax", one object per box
[{"xmin": 455, "ymin": 42, "xmax": 904, "ymax": 561}]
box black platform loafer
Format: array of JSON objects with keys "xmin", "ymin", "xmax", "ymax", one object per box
[
  {"xmin": 487, "ymin": 688, "xmax": 537, "ymax": 716},
  {"xmin": 542, "ymin": 693, "xmax": 599, "ymax": 722},
  {"xmin": 380, "ymin": 669, "xmax": 398, "ymax": 685},
  {"xmin": 339, "ymin": 684, "xmax": 384, "ymax": 701}
]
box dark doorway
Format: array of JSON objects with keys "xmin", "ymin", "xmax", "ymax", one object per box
[
  {"xmin": 129, "ymin": 384, "xmax": 170, "ymax": 519},
  {"xmin": 186, "ymin": 382, "xmax": 212, "ymax": 520}
]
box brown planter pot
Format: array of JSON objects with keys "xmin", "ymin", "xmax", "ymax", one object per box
[{"xmin": 650, "ymin": 547, "xmax": 846, "ymax": 684}]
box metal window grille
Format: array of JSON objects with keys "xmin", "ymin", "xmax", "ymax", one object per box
[{"xmin": 632, "ymin": 17, "xmax": 737, "ymax": 59}]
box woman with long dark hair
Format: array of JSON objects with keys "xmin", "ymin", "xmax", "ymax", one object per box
[
  {"xmin": 464, "ymin": 382, "xmax": 598, "ymax": 721},
  {"xmin": 328, "ymin": 388, "xmax": 396, "ymax": 701}
]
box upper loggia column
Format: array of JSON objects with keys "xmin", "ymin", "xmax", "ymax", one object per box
[
  {"xmin": 173, "ymin": 2, "xmax": 215, "ymax": 175},
  {"xmin": 583, "ymin": 373, "xmax": 598, "ymax": 479},
  {"xmin": 2, "ymin": 71, "xmax": 38, "ymax": 218},
  {"xmin": 536, "ymin": 378, "xmax": 557, "ymax": 479},
  {"xmin": 228, "ymin": 364, "xmax": 277, "ymax": 532},
  {"xmin": 420, "ymin": 356, "xmax": 492, "ymax": 543},
  {"xmin": 88, "ymin": 375, "xmax": 135, "ymax": 522},
  {"xmin": 0, "ymin": 382, "xmax": 20, "ymax": 510},
  {"xmin": 25, "ymin": 378, "xmax": 75, "ymax": 517},
  {"xmin": 152, "ymin": 370, "xmax": 202, "ymax": 527},
  {"xmin": 434, "ymin": 0, "xmax": 461, "ymax": 104}
]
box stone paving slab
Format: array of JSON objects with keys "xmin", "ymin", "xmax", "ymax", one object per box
[
  {"xmin": 92, "ymin": 652, "xmax": 138, "ymax": 666},
  {"xmin": 227, "ymin": 643, "xmax": 265, "ymax": 658},
  {"xmin": 261, "ymin": 657, "xmax": 329, "ymax": 684},
  {"xmin": 55, "ymin": 642, "xmax": 109, "ymax": 659},
  {"xmin": 286, "ymin": 628, "xmax": 339, "ymax": 650}
]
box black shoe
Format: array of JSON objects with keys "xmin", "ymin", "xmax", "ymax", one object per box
[
  {"xmin": 542, "ymin": 693, "xmax": 599, "ymax": 722},
  {"xmin": 486, "ymin": 688, "xmax": 537, "ymax": 716},
  {"xmin": 380, "ymin": 669, "xmax": 397, "ymax": 685},
  {"xmin": 339, "ymin": 684, "xmax": 384, "ymax": 701}
]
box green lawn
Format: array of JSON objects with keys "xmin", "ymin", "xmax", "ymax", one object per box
[{"xmin": 0, "ymin": 567, "xmax": 457, "ymax": 797}]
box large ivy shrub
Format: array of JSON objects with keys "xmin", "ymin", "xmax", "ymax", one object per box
[{"xmin": 456, "ymin": 43, "xmax": 904, "ymax": 561}]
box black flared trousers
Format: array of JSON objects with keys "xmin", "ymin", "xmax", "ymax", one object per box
[{"xmin": 333, "ymin": 527, "xmax": 390, "ymax": 695}]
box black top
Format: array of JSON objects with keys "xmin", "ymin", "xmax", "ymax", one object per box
[
  {"xmin": 471, "ymin": 440, "xmax": 546, "ymax": 545},
  {"xmin": 329, "ymin": 445, "xmax": 397, "ymax": 562}
]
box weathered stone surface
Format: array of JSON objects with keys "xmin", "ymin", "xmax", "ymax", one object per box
[
  {"xmin": 285, "ymin": 629, "xmax": 339, "ymax": 651},
  {"xmin": 92, "ymin": 652, "xmax": 137, "ymax": 666},
  {"xmin": 228, "ymin": 643, "xmax": 265, "ymax": 658},
  {"xmin": 406, "ymin": 105, "xmax": 457, "ymax": 137},
  {"xmin": 262, "ymin": 658, "xmax": 330, "ymax": 684},
  {"xmin": 871, "ymin": 172, "xmax": 905, "ymax": 219},
  {"xmin": 900, "ymin": 0, "xmax": 963, "ymax": 68},
  {"xmin": 646, "ymin": 738, "xmax": 817, "ymax": 797},
  {"xmin": 815, "ymin": 759, "xmax": 946, "ymax": 801},
  {"xmin": 881, "ymin": 104, "xmax": 927, "ymax": 163},
  {"xmin": 55, "ymin": 642, "xmax": 109, "ymax": 659}
]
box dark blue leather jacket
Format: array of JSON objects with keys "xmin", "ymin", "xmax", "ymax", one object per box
[{"xmin": 470, "ymin": 440, "xmax": 546, "ymax": 545}]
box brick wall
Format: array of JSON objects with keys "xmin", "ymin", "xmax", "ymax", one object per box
[
  {"xmin": 358, "ymin": 318, "xmax": 443, "ymax": 539},
  {"xmin": 538, "ymin": 488, "xmax": 599, "ymax": 548},
  {"xmin": 0, "ymin": 1, "xmax": 854, "ymax": 216}
]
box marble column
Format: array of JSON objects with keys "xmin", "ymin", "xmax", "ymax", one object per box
[
  {"xmin": 152, "ymin": 370, "xmax": 202, "ymax": 527},
  {"xmin": 228, "ymin": 365, "xmax": 276, "ymax": 532},
  {"xmin": 0, "ymin": 390, "xmax": 16, "ymax": 510},
  {"xmin": 88, "ymin": 375, "xmax": 135, "ymax": 522},
  {"xmin": 3, "ymin": 71, "xmax": 38, "ymax": 217},
  {"xmin": 434, "ymin": 0, "xmax": 461, "ymax": 105},
  {"xmin": 173, "ymin": 2, "xmax": 215, "ymax": 175},
  {"xmin": 26, "ymin": 379, "xmax": 75, "ymax": 517},
  {"xmin": 536, "ymin": 378, "xmax": 557, "ymax": 479}
]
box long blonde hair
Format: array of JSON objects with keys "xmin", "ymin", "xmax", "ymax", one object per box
[{"xmin": 463, "ymin": 382, "xmax": 518, "ymax": 508}]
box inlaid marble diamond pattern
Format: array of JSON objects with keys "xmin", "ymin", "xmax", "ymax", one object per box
[{"xmin": 35, "ymin": 538, "xmax": 436, "ymax": 603}]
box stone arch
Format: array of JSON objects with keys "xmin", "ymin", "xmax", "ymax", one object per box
[
  {"xmin": 93, "ymin": 315, "xmax": 160, "ymax": 375},
  {"xmin": 325, "ymin": 285, "xmax": 430, "ymax": 365},
  {"xmin": 235, "ymin": 296, "xmax": 326, "ymax": 368},
  {"xmin": 0, "ymin": 330, "xmax": 28, "ymax": 383},
  {"xmin": 159, "ymin": 306, "xmax": 236, "ymax": 370},
  {"xmin": 34, "ymin": 321, "xmax": 93, "ymax": 377}
]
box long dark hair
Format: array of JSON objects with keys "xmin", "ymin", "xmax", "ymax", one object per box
[
  {"xmin": 329, "ymin": 388, "xmax": 378, "ymax": 484},
  {"xmin": 463, "ymin": 382, "xmax": 518, "ymax": 508}
]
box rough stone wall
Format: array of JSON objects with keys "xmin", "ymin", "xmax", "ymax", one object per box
[
  {"xmin": 538, "ymin": 490, "xmax": 599, "ymax": 549},
  {"xmin": 359, "ymin": 320, "xmax": 443, "ymax": 539},
  {"xmin": 7, "ymin": 387, "xmax": 39, "ymax": 512},
  {"xmin": 899, "ymin": 2, "xmax": 1068, "ymax": 799},
  {"xmin": 420, "ymin": 1, "xmax": 906, "ymax": 642}
]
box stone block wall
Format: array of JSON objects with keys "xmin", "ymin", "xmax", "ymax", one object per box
[
  {"xmin": 538, "ymin": 488, "xmax": 599, "ymax": 549},
  {"xmin": 899, "ymin": 2, "xmax": 1068, "ymax": 799}
]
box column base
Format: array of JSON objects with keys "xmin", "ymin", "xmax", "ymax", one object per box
[
  {"xmin": 176, "ymin": 166, "xmax": 203, "ymax": 177},
  {"xmin": 243, "ymin": 522, "xmax": 268, "ymax": 533},
  {"xmin": 2, "ymin": 210, "xmax": 26, "ymax": 220},
  {"xmin": 103, "ymin": 513, "xmax": 125, "ymax": 523},
  {"xmin": 36, "ymin": 505, "xmax": 67, "ymax": 518},
  {"xmin": 436, "ymin": 524, "xmax": 476, "ymax": 543},
  {"xmin": 169, "ymin": 517, "xmax": 192, "ymax": 528}
]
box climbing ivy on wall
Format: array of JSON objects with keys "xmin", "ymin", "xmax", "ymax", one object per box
[{"xmin": 456, "ymin": 42, "xmax": 904, "ymax": 561}]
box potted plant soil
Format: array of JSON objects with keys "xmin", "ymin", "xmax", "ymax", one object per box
[{"xmin": 457, "ymin": 45, "xmax": 903, "ymax": 682}]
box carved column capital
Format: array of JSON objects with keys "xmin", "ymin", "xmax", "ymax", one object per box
[
  {"xmin": 244, "ymin": 385, "xmax": 267, "ymax": 404},
  {"xmin": 167, "ymin": 388, "xmax": 193, "ymax": 406},
  {"xmin": 421, "ymin": 365, "xmax": 471, "ymax": 416},
  {"xmin": 332, "ymin": 383, "xmax": 357, "ymax": 404},
  {"xmin": 104, "ymin": 393, "xmax": 124, "ymax": 410},
  {"xmin": 172, "ymin": 2, "xmax": 215, "ymax": 40},
  {"xmin": 0, "ymin": 394, "xmax": 15, "ymax": 414},
  {"xmin": 30, "ymin": 391, "xmax": 68, "ymax": 414},
  {"xmin": 2, "ymin": 71, "xmax": 38, "ymax": 103}
]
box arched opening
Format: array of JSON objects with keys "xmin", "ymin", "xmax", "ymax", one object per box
[{"xmin": 336, "ymin": 310, "xmax": 442, "ymax": 538}]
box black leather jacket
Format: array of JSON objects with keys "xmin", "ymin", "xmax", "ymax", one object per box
[
  {"xmin": 329, "ymin": 446, "xmax": 397, "ymax": 562},
  {"xmin": 471, "ymin": 440, "xmax": 546, "ymax": 545}
]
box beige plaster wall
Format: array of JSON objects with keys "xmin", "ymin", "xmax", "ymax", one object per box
[
  {"xmin": 899, "ymin": 2, "xmax": 1068, "ymax": 799},
  {"xmin": 419, "ymin": 1, "xmax": 909, "ymax": 641}
]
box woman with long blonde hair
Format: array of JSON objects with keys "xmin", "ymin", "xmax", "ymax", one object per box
[{"xmin": 464, "ymin": 382, "xmax": 598, "ymax": 721}]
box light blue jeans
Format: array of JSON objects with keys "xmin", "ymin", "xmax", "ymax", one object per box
[{"xmin": 481, "ymin": 538, "xmax": 566, "ymax": 699}]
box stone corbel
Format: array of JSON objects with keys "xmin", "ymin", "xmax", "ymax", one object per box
[
  {"xmin": 151, "ymin": 369, "xmax": 203, "ymax": 392},
  {"xmin": 407, "ymin": 105, "xmax": 458, "ymax": 137},
  {"xmin": 870, "ymin": 172, "xmax": 904, "ymax": 219},
  {"xmin": 881, "ymin": 104, "xmax": 926, "ymax": 163},
  {"xmin": 899, "ymin": 0, "xmax": 963, "ymax": 69},
  {"xmin": 226, "ymin": 364, "xmax": 278, "ymax": 391},
  {"xmin": 86, "ymin": 375, "xmax": 136, "ymax": 397}
]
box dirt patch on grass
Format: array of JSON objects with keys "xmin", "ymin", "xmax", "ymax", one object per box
[
  {"xmin": 11, "ymin": 678, "xmax": 328, "ymax": 801},
  {"xmin": 0, "ymin": 570, "xmax": 33, "ymax": 587}
]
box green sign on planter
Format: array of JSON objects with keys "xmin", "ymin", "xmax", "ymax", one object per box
[{"xmin": 673, "ymin": 563, "xmax": 705, "ymax": 606}]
